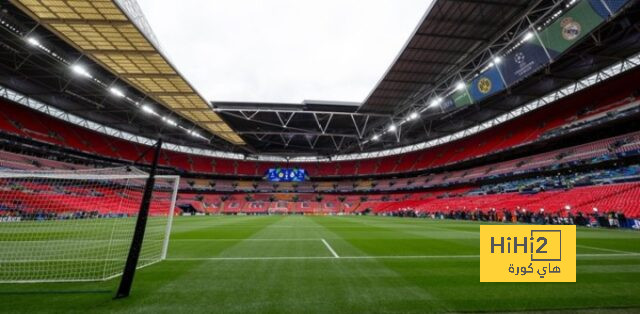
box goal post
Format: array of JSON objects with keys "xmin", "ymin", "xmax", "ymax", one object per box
[{"xmin": 0, "ymin": 166, "xmax": 179, "ymax": 283}]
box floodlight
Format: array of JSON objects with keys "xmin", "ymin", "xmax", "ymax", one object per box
[
  {"xmin": 141, "ymin": 105, "xmax": 155, "ymax": 115},
  {"xmin": 523, "ymin": 31, "xmax": 535, "ymax": 41},
  {"xmin": 429, "ymin": 97, "xmax": 443, "ymax": 107},
  {"xmin": 26, "ymin": 37, "xmax": 39, "ymax": 46},
  {"xmin": 70, "ymin": 64, "xmax": 91, "ymax": 78},
  {"xmin": 109, "ymin": 87, "xmax": 125, "ymax": 98}
]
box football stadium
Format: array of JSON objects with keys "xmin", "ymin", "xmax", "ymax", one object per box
[{"xmin": 1, "ymin": 0, "xmax": 640, "ymax": 312}]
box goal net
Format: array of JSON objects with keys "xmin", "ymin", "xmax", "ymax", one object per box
[{"xmin": 0, "ymin": 167, "xmax": 179, "ymax": 283}]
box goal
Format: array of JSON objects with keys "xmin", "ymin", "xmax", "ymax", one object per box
[{"xmin": 0, "ymin": 166, "xmax": 179, "ymax": 283}]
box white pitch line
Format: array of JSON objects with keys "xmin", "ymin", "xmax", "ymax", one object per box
[
  {"xmin": 321, "ymin": 238, "xmax": 340, "ymax": 258},
  {"xmin": 169, "ymin": 256, "xmax": 338, "ymax": 261},
  {"xmin": 576, "ymin": 253, "xmax": 640, "ymax": 257},
  {"xmin": 171, "ymin": 238, "xmax": 322, "ymax": 242},
  {"xmin": 577, "ymin": 244, "xmax": 637, "ymax": 254},
  {"xmin": 165, "ymin": 253, "xmax": 640, "ymax": 262},
  {"xmin": 166, "ymin": 255, "xmax": 476, "ymax": 261}
]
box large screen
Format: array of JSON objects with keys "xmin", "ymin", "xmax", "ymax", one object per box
[{"xmin": 266, "ymin": 168, "xmax": 307, "ymax": 182}]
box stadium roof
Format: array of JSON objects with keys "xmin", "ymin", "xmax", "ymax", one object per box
[
  {"xmin": 1, "ymin": 0, "xmax": 639, "ymax": 159},
  {"xmin": 359, "ymin": 0, "xmax": 533, "ymax": 115},
  {"xmin": 8, "ymin": 0, "xmax": 243, "ymax": 145}
]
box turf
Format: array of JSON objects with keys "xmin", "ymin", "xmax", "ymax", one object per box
[
  {"xmin": 0, "ymin": 217, "xmax": 167, "ymax": 282},
  {"xmin": 1, "ymin": 215, "xmax": 639, "ymax": 313}
]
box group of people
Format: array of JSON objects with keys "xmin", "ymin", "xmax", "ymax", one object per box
[
  {"xmin": 379, "ymin": 208, "xmax": 635, "ymax": 229},
  {"xmin": 0, "ymin": 208, "xmax": 109, "ymax": 221}
]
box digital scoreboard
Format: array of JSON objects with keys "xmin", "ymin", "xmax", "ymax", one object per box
[{"xmin": 266, "ymin": 168, "xmax": 307, "ymax": 182}]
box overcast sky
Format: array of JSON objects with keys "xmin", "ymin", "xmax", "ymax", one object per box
[{"xmin": 136, "ymin": 0, "xmax": 432, "ymax": 104}]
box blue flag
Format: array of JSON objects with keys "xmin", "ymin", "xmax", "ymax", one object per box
[{"xmin": 468, "ymin": 67, "xmax": 505, "ymax": 102}]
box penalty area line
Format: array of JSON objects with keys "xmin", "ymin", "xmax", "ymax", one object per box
[{"xmin": 321, "ymin": 238, "xmax": 339, "ymax": 258}]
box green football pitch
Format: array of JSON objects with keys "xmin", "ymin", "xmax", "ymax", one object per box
[{"xmin": 1, "ymin": 215, "xmax": 639, "ymax": 313}]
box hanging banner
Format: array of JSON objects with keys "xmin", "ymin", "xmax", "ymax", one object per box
[
  {"xmin": 588, "ymin": 0, "xmax": 632, "ymax": 19},
  {"xmin": 539, "ymin": 0, "xmax": 604, "ymax": 59},
  {"xmin": 497, "ymin": 35, "xmax": 550, "ymax": 86},
  {"xmin": 442, "ymin": 88, "xmax": 473, "ymax": 111},
  {"xmin": 603, "ymin": 0, "xmax": 632, "ymax": 14},
  {"xmin": 468, "ymin": 66, "xmax": 506, "ymax": 102},
  {"xmin": 441, "ymin": 97, "xmax": 456, "ymax": 111},
  {"xmin": 453, "ymin": 87, "xmax": 473, "ymax": 108}
]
